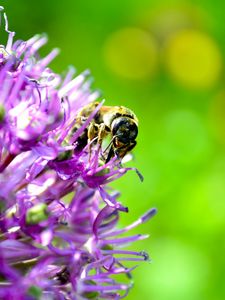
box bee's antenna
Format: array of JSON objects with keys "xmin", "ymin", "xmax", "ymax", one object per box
[{"xmin": 105, "ymin": 145, "xmax": 115, "ymax": 164}]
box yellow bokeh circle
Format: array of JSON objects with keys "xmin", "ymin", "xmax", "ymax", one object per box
[
  {"xmin": 103, "ymin": 27, "xmax": 158, "ymax": 80},
  {"xmin": 164, "ymin": 29, "xmax": 223, "ymax": 89}
]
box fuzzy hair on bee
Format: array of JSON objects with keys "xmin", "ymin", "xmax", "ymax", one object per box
[{"xmin": 70, "ymin": 101, "xmax": 139, "ymax": 163}]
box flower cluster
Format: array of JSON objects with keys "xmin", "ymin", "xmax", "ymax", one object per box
[{"xmin": 0, "ymin": 8, "xmax": 156, "ymax": 300}]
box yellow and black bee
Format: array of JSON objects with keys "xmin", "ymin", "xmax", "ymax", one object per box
[{"xmin": 72, "ymin": 102, "xmax": 138, "ymax": 163}]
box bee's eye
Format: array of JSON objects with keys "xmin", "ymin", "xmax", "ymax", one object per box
[{"xmin": 112, "ymin": 117, "xmax": 138, "ymax": 143}]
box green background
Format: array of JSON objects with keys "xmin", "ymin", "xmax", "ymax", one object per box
[{"xmin": 2, "ymin": 0, "xmax": 225, "ymax": 299}]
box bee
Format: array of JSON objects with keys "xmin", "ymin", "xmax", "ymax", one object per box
[{"xmin": 71, "ymin": 102, "xmax": 138, "ymax": 163}]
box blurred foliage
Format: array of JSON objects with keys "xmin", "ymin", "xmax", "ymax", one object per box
[{"xmin": 2, "ymin": 0, "xmax": 225, "ymax": 299}]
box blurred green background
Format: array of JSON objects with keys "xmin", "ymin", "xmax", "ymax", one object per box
[{"xmin": 2, "ymin": 0, "xmax": 225, "ymax": 299}]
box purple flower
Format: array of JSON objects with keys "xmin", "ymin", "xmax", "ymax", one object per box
[{"xmin": 0, "ymin": 7, "xmax": 156, "ymax": 300}]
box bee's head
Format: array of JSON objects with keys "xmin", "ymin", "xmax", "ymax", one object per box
[{"xmin": 111, "ymin": 116, "xmax": 138, "ymax": 144}]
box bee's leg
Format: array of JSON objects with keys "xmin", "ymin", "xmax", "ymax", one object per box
[
  {"xmin": 103, "ymin": 136, "xmax": 115, "ymax": 154},
  {"xmin": 87, "ymin": 122, "xmax": 106, "ymax": 160},
  {"xmin": 97, "ymin": 123, "xmax": 106, "ymax": 144},
  {"xmin": 87, "ymin": 122, "xmax": 98, "ymax": 141},
  {"xmin": 87, "ymin": 122, "xmax": 98, "ymax": 160},
  {"xmin": 97, "ymin": 123, "xmax": 108, "ymax": 161}
]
